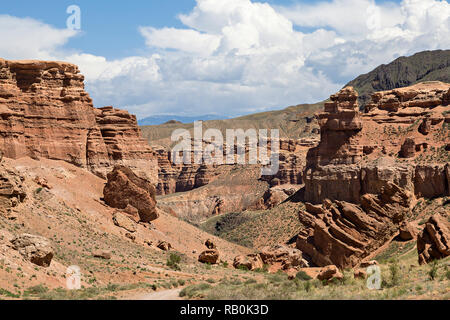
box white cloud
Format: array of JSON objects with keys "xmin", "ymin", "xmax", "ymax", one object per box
[
  {"xmin": 0, "ymin": 15, "xmax": 76, "ymax": 60},
  {"xmin": 0, "ymin": 0, "xmax": 449, "ymax": 119},
  {"xmin": 139, "ymin": 27, "xmax": 220, "ymax": 55}
]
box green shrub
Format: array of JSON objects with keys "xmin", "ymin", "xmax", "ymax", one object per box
[
  {"xmin": 304, "ymin": 281, "xmax": 312, "ymax": 292},
  {"xmin": 295, "ymin": 271, "xmax": 312, "ymax": 281},
  {"xmin": 167, "ymin": 253, "xmax": 181, "ymax": 271},
  {"xmin": 388, "ymin": 260, "xmax": 401, "ymax": 287},
  {"xmin": 428, "ymin": 260, "xmax": 439, "ymax": 280},
  {"xmin": 0, "ymin": 288, "xmax": 20, "ymax": 298},
  {"xmin": 25, "ymin": 284, "xmax": 49, "ymax": 295},
  {"xmin": 179, "ymin": 283, "xmax": 212, "ymax": 298}
]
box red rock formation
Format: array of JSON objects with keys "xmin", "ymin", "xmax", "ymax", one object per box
[
  {"xmin": 399, "ymin": 221, "xmax": 417, "ymax": 241},
  {"xmin": 417, "ymin": 214, "xmax": 450, "ymax": 265},
  {"xmin": 307, "ymin": 87, "xmax": 363, "ymax": 168},
  {"xmin": 156, "ymin": 137, "xmax": 308, "ymax": 196},
  {"xmin": 198, "ymin": 249, "xmax": 220, "ymax": 264},
  {"xmin": 0, "ymin": 160, "xmax": 26, "ymax": 219},
  {"xmin": 297, "ymin": 183, "xmax": 413, "ymax": 268},
  {"xmin": 11, "ymin": 233, "xmax": 54, "ymax": 267},
  {"xmin": 103, "ymin": 166, "xmax": 158, "ymax": 222},
  {"xmin": 0, "ymin": 59, "xmax": 157, "ymax": 183},
  {"xmin": 233, "ymin": 245, "xmax": 308, "ymax": 272},
  {"xmin": 400, "ymin": 138, "xmax": 416, "ymax": 158},
  {"xmin": 153, "ymin": 145, "xmax": 223, "ymax": 195},
  {"xmin": 233, "ymin": 254, "xmax": 264, "ymax": 271},
  {"xmin": 304, "ymin": 82, "xmax": 450, "ymax": 204},
  {"xmin": 259, "ymin": 245, "xmax": 307, "ymax": 270}
]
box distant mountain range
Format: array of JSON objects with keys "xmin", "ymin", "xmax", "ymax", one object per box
[
  {"xmin": 138, "ymin": 114, "xmax": 225, "ymax": 126},
  {"xmin": 346, "ymin": 49, "xmax": 450, "ymax": 106}
]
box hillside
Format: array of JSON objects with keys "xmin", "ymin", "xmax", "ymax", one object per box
[
  {"xmin": 141, "ymin": 102, "xmax": 324, "ymax": 148},
  {"xmin": 346, "ymin": 49, "xmax": 450, "ymax": 106},
  {"xmin": 138, "ymin": 114, "xmax": 221, "ymax": 126}
]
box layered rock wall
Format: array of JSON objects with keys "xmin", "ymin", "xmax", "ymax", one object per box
[
  {"xmin": 304, "ymin": 83, "xmax": 450, "ymax": 204},
  {"xmin": 0, "ymin": 59, "xmax": 157, "ymax": 183}
]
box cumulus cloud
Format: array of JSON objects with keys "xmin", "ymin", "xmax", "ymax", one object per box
[
  {"xmin": 0, "ymin": 0, "xmax": 449, "ymax": 119},
  {"xmin": 0, "ymin": 15, "xmax": 76, "ymax": 60}
]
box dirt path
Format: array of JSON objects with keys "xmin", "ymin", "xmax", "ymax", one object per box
[{"xmin": 127, "ymin": 288, "xmax": 183, "ymax": 300}]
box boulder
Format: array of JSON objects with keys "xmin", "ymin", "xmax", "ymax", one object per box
[
  {"xmin": 10, "ymin": 234, "xmax": 53, "ymax": 267},
  {"xmin": 199, "ymin": 249, "xmax": 220, "ymax": 264},
  {"xmin": 112, "ymin": 211, "xmax": 137, "ymax": 233},
  {"xmin": 0, "ymin": 163, "xmax": 26, "ymax": 214},
  {"xmin": 417, "ymin": 214, "xmax": 450, "ymax": 264},
  {"xmin": 157, "ymin": 241, "xmax": 172, "ymax": 251},
  {"xmin": 259, "ymin": 245, "xmax": 308, "ymax": 270},
  {"xmin": 93, "ymin": 250, "xmax": 112, "ymax": 260},
  {"xmin": 317, "ymin": 265, "xmax": 343, "ymax": 282},
  {"xmin": 418, "ymin": 118, "xmax": 431, "ymax": 135},
  {"xmin": 104, "ymin": 166, "xmax": 158, "ymax": 222},
  {"xmin": 353, "ymin": 268, "xmax": 367, "ymax": 279},
  {"xmin": 360, "ymin": 260, "xmax": 378, "ymax": 268},
  {"xmin": 233, "ymin": 254, "xmax": 264, "ymax": 271},
  {"xmin": 205, "ymin": 239, "xmax": 216, "ymax": 249},
  {"xmin": 125, "ymin": 233, "xmax": 136, "ymax": 241}
]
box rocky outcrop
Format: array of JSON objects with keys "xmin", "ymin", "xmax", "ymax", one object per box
[
  {"xmin": 0, "ymin": 160, "xmax": 26, "ymax": 216},
  {"xmin": 157, "ymin": 241, "xmax": 172, "ymax": 251},
  {"xmin": 306, "ymin": 87, "xmax": 363, "ymax": 168},
  {"xmin": 304, "ymin": 83, "xmax": 450, "ymax": 204},
  {"xmin": 261, "ymin": 140, "xmax": 306, "ymax": 187},
  {"xmin": 0, "ymin": 59, "xmax": 157, "ymax": 183},
  {"xmin": 260, "ymin": 186, "xmax": 298, "ymax": 209},
  {"xmin": 417, "ymin": 214, "xmax": 450, "ymax": 264},
  {"xmin": 414, "ymin": 164, "xmax": 448, "ymax": 199},
  {"xmin": 103, "ymin": 166, "xmax": 158, "ymax": 222},
  {"xmin": 198, "ymin": 249, "xmax": 220, "ymax": 264},
  {"xmin": 205, "ymin": 239, "xmax": 216, "ymax": 249},
  {"xmin": 317, "ymin": 265, "xmax": 343, "ymax": 283},
  {"xmin": 297, "ymin": 183, "xmax": 413, "ymax": 268},
  {"xmin": 400, "ymin": 138, "xmax": 416, "ymax": 158},
  {"xmin": 112, "ymin": 211, "xmax": 137, "ymax": 233},
  {"xmin": 233, "ymin": 254, "xmax": 264, "ymax": 271},
  {"xmin": 10, "ymin": 234, "xmax": 54, "ymax": 267},
  {"xmin": 233, "ymin": 245, "xmax": 308, "ymax": 272},
  {"xmin": 155, "ymin": 137, "xmax": 309, "ymax": 196},
  {"xmin": 93, "ymin": 250, "xmax": 112, "ymax": 260},
  {"xmin": 259, "ymin": 245, "xmax": 308, "ymax": 270},
  {"xmin": 399, "ymin": 221, "xmax": 418, "ymax": 241}
]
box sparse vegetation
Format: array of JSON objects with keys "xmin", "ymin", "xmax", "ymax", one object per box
[{"xmin": 166, "ymin": 253, "xmax": 182, "ymax": 271}]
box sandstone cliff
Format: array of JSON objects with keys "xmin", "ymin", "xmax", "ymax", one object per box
[
  {"xmin": 304, "ymin": 82, "xmax": 450, "ymax": 204},
  {"xmin": 0, "ymin": 59, "xmax": 157, "ymax": 183}
]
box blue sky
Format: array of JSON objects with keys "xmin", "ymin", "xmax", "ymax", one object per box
[
  {"xmin": 0, "ymin": 0, "xmax": 448, "ymax": 119},
  {"xmin": 1, "ymin": 0, "xmax": 318, "ymax": 59}
]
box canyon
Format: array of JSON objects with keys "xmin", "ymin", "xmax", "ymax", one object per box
[{"xmin": 0, "ymin": 57, "xmax": 448, "ymax": 300}]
